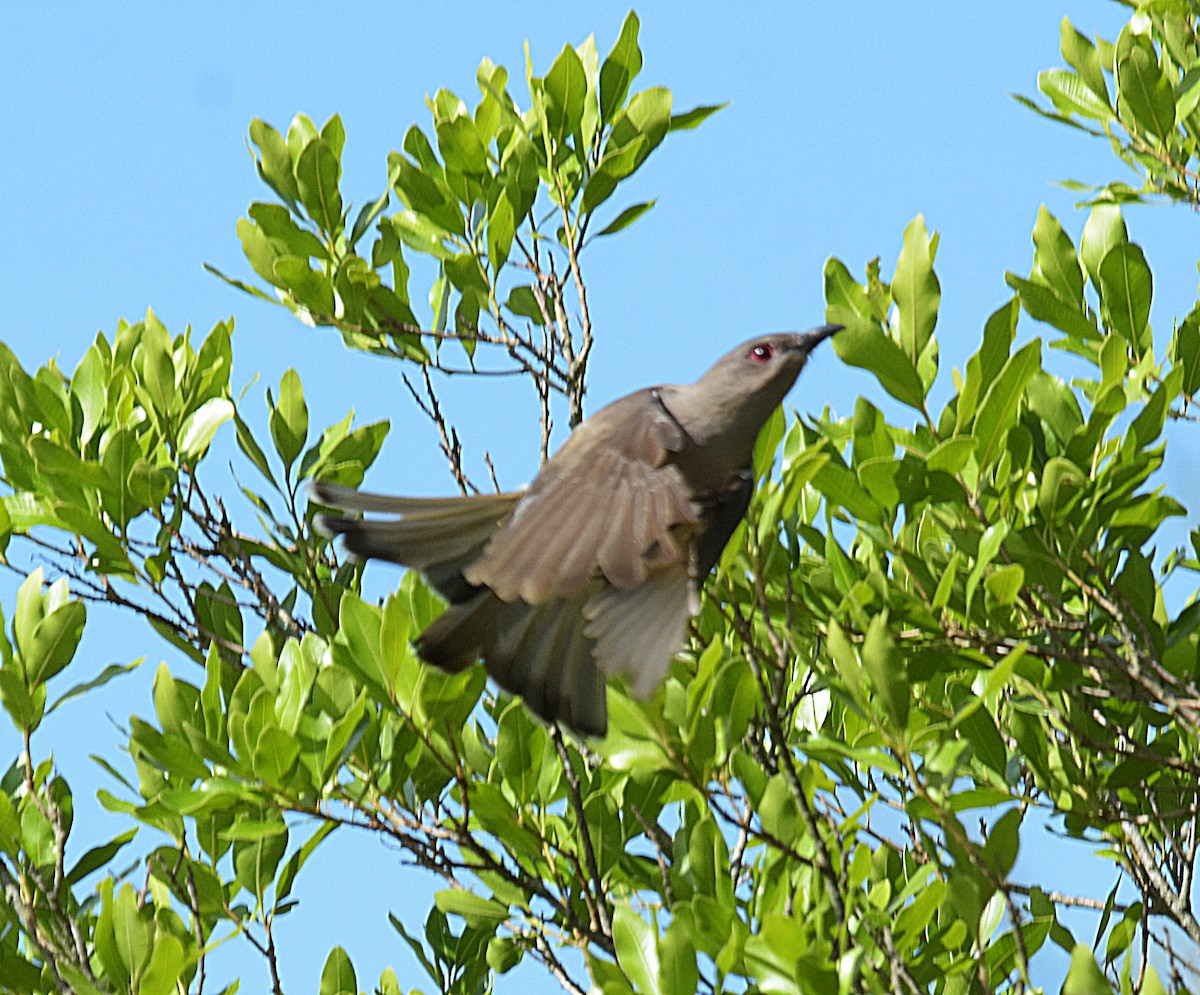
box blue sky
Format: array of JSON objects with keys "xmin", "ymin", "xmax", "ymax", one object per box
[{"xmin": 2, "ymin": 2, "xmax": 1196, "ymax": 992}]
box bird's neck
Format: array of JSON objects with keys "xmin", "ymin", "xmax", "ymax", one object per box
[{"xmin": 658, "ymin": 386, "xmax": 760, "ymax": 491}]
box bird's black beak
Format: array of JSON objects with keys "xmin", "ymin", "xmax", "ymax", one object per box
[{"xmin": 792, "ymin": 324, "xmax": 843, "ymax": 356}]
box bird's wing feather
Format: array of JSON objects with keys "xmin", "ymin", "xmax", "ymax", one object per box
[
  {"xmin": 582, "ymin": 566, "xmax": 696, "ymax": 698},
  {"xmin": 484, "ymin": 594, "xmax": 607, "ymax": 736},
  {"xmin": 465, "ymin": 391, "xmax": 698, "ymax": 603}
]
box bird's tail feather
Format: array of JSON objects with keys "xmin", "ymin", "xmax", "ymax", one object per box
[{"xmin": 310, "ymin": 481, "xmax": 520, "ymax": 601}]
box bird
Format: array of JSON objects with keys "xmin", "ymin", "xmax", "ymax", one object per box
[{"xmin": 311, "ymin": 325, "xmax": 840, "ymax": 737}]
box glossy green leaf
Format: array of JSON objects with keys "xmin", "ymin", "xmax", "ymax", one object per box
[
  {"xmin": 1175, "ymin": 303, "xmax": 1200, "ymax": 396},
  {"xmin": 434, "ymin": 889, "xmax": 509, "ymax": 926},
  {"xmin": 112, "ymin": 883, "xmax": 152, "ymax": 978},
  {"xmin": 25, "ymin": 600, "xmax": 86, "ymax": 685},
  {"xmin": 669, "ymin": 102, "xmax": 726, "ymax": 132},
  {"xmin": 596, "ymin": 199, "xmax": 656, "ymax": 237},
  {"xmin": 140, "ymin": 934, "xmax": 185, "ymax": 995},
  {"xmin": 1098, "ymin": 242, "xmax": 1152, "ymax": 355},
  {"xmin": 1032, "ymin": 206, "xmax": 1084, "ymax": 303},
  {"xmin": 179, "ymin": 397, "xmax": 234, "ymax": 459},
  {"xmin": 270, "ymin": 369, "xmax": 308, "ymax": 472},
  {"xmin": 892, "ymin": 214, "xmax": 939, "ymax": 361},
  {"xmin": 1006, "ymin": 273, "xmax": 1098, "ymax": 343},
  {"xmin": 1080, "ymin": 205, "xmax": 1127, "ymax": 287},
  {"xmin": 249, "ymin": 118, "xmax": 300, "ymax": 204},
  {"xmin": 581, "ymin": 135, "xmax": 647, "ymax": 213},
  {"xmin": 295, "ymin": 137, "xmax": 343, "ymax": 235},
  {"xmin": 542, "ymin": 43, "xmax": 587, "ymax": 144},
  {"xmin": 600, "ymin": 11, "xmax": 642, "ymax": 123},
  {"xmin": 1063, "ymin": 944, "xmax": 1114, "ymax": 995},
  {"xmin": 862, "ymin": 612, "xmax": 907, "ymax": 727},
  {"xmin": 613, "ymin": 904, "xmax": 658, "ymax": 994},
  {"xmin": 830, "ymin": 321, "xmax": 926, "ymax": 412},
  {"xmin": 233, "ymin": 820, "xmax": 288, "ymax": 899},
  {"xmin": 658, "ymin": 919, "xmax": 698, "ymax": 995},
  {"xmin": 320, "ymin": 946, "xmax": 357, "ymax": 995},
  {"xmin": 1039, "ymin": 68, "xmax": 1113, "ymax": 120},
  {"xmin": 1116, "ymin": 43, "xmax": 1175, "ymax": 140},
  {"xmin": 1060, "ymin": 18, "xmax": 1109, "ymax": 104},
  {"xmin": 973, "ymin": 338, "xmax": 1041, "ymax": 467}
]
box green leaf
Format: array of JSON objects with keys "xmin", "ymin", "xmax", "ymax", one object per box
[
  {"xmin": 955, "ymin": 298, "xmax": 1018, "ymax": 432},
  {"xmin": 235, "ymin": 412, "xmax": 278, "ymax": 489},
  {"xmin": 600, "ymin": 11, "xmax": 643, "ymax": 123},
  {"xmin": 112, "ymin": 883, "xmax": 152, "ymax": 978},
  {"xmin": 496, "ymin": 702, "xmax": 543, "ymax": 802},
  {"xmin": 862, "ymin": 612, "xmax": 907, "ymax": 727},
  {"xmin": 1060, "ymin": 18, "xmax": 1109, "ymax": 104},
  {"xmin": 49, "ymin": 659, "xmax": 142, "ymax": 714},
  {"xmin": 830, "ymin": 320, "xmax": 926, "ymax": 412},
  {"xmin": 1032, "ymin": 205, "xmax": 1084, "ymax": 304},
  {"xmin": 609, "ymin": 87, "xmax": 672, "ymax": 159},
  {"xmin": 966, "ymin": 522, "xmax": 1010, "ymax": 615},
  {"xmin": 542, "ymin": 43, "xmax": 587, "ymax": 144},
  {"xmin": 581, "ymin": 135, "xmax": 647, "ymax": 213},
  {"xmin": 613, "ymin": 904, "xmax": 658, "ymax": 994},
  {"xmin": 295, "ymin": 138, "xmax": 343, "ymax": 235},
  {"xmin": 232, "ymin": 820, "xmax": 288, "ymax": 899},
  {"xmin": 1080, "ymin": 205, "xmax": 1127, "ymax": 288},
  {"xmin": 249, "ymin": 118, "xmax": 300, "ymax": 204},
  {"xmin": 270, "ymin": 369, "xmax": 308, "ymax": 472},
  {"xmin": 1005, "ymin": 273, "xmax": 1098, "ymax": 343},
  {"xmin": 981, "ymin": 808, "xmax": 1021, "ymax": 877},
  {"xmin": 273, "ymin": 256, "xmax": 336, "ymax": 315},
  {"xmin": 973, "ymin": 338, "xmax": 1041, "ymax": 467},
  {"xmin": 25, "ymin": 600, "xmax": 86, "ymax": 685},
  {"xmin": 433, "ymin": 889, "xmax": 509, "ymax": 926},
  {"xmin": 138, "ymin": 313, "xmax": 176, "ymax": 415},
  {"xmin": 1038, "ymin": 68, "xmax": 1114, "ymax": 120},
  {"xmin": 140, "ymin": 934, "xmax": 185, "ymax": 995},
  {"xmin": 985, "ymin": 563, "xmax": 1024, "ymax": 606},
  {"xmin": 249, "ymin": 202, "xmax": 330, "ymax": 260},
  {"xmin": 64, "ymin": 827, "xmax": 138, "ymax": 887},
  {"xmin": 1116, "ymin": 43, "xmax": 1175, "ymax": 140},
  {"xmin": 596, "ymin": 200, "xmax": 656, "ymax": 237},
  {"xmin": 1174, "ymin": 303, "xmax": 1200, "ymax": 396},
  {"xmin": 669, "ymin": 102, "xmax": 727, "ymax": 132},
  {"xmin": 436, "ymin": 113, "xmax": 489, "ymax": 179},
  {"xmin": 658, "ymin": 919, "xmax": 699, "ymax": 995},
  {"xmin": 826, "ymin": 620, "xmax": 864, "ymax": 698},
  {"xmin": 892, "ymin": 214, "xmax": 939, "ymax": 362},
  {"xmin": 926, "ymin": 436, "xmax": 977, "ymax": 474},
  {"xmin": 179, "ymin": 398, "xmax": 234, "ymax": 459},
  {"xmin": 486, "ymin": 192, "xmax": 514, "ymax": 273},
  {"xmin": 252, "ymin": 726, "xmax": 300, "ymax": 784},
  {"xmin": 1098, "ymin": 242, "xmax": 1152, "ymax": 356},
  {"xmin": 71, "ymin": 342, "xmax": 108, "ymax": 447},
  {"xmin": 320, "ymin": 946, "xmax": 357, "ymax": 995},
  {"xmin": 390, "ymin": 210, "xmax": 455, "ymax": 260},
  {"xmin": 486, "ymin": 936, "xmax": 522, "ymax": 975},
  {"xmin": 1063, "ymin": 944, "xmax": 1114, "ymax": 995}
]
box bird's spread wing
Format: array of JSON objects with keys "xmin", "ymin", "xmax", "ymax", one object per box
[
  {"xmin": 310, "ymin": 481, "xmax": 521, "ymax": 601},
  {"xmin": 465, "ymin": 390, "xmax": 699, "ymax": 603},
  {"xmin": 582, "ymin": 565, "xmax": 696, "ymax": 698}
]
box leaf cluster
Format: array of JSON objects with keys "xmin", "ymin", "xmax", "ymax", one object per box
[{"xmin": 1, "ymin": 7, "xmax": 1199, "ymax": 995}]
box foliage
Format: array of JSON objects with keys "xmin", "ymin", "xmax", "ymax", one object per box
[
  {"xmin": 2, "ymin": 7, "xmax": 1199, "ymax": 995},
  {"xmin": 1022, "ymin": 1, "xmax": 1200, "ymax": 206}
]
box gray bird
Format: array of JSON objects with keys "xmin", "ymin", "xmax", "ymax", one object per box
[{"xmin": 311, "ymin": 326, "xmax": 839, "ymax": 736}]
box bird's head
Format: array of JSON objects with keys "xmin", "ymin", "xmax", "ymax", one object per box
[{"xmin": 695, "ymin": 325, "xmax": 842, "ymax": 432}]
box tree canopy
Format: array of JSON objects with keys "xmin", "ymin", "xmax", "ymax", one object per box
[{"xmin": 2, "ymin": 4, "xmax": 1200, "ymax": 994}]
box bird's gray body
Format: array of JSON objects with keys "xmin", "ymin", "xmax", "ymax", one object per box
[{"xmin": 313, "ymin": 326, "xmax": 839, "ymax": 735}]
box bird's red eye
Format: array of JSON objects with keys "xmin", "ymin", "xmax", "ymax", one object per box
[{"xmin": 749, "ymin": 343, "xmax": 774, "ymax": 363}]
